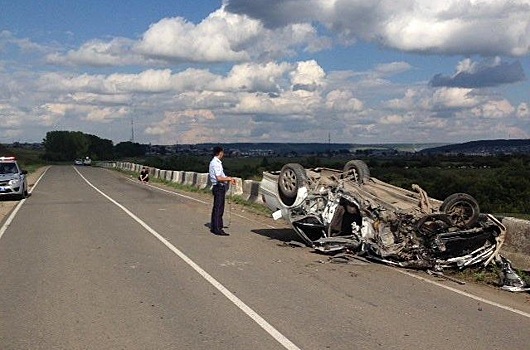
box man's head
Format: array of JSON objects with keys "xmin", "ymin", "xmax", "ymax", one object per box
[{"xmin": 213, "ymin": 146, "xmax": 224, "ymax": 159}]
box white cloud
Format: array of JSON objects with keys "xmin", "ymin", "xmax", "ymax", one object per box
[
  {"xmin": 210, "ymin": 61, "xmax": 292, "ymax": 92},
  {"xmin": 0, "ymin": 30, "xmax": 47, "ymax": 53},
  {"xmin": 431, "ymin": 87, "xmax": 479, "ymax": 109},
  {"xmin": 233, "ymin": 90, "xmax": 319, "ymax": 115},
  {"xmin": 374, "ymin": 62, "xmax": 412, "ymax": 76},
  {"xmin": 380, "ymin": 114, "xmax": 410, "ymax": 125},
  {"xmin": 430, "ymin": 57, "xmax": 525, "ymax": 88},
  {"xmin": 471, "ymin": 99, "xmax": 515, "ymax": 119},
  {"xmin": 46, "ymin": 38, "xmax": 145, "ymax": 67},
  {"xmin": 107, "ymin": 69, "xmax": 176, "ymax": 93},
  {"xmin": 503, "ymin": 126, "xmax": 528, "ymax": 138},
  {"xmin": 144, "ymin": 109, "xmax": 216, "ymax": 144},
  {"xmin": 0, "ymin": 129, "xmax": 23, "ymax": 140},
  {"xmin": 85, "ymin": 107, "xmax": 128, "ymax": 123},
  {"xmin": 136, "ymin": 9, "xmax": 331, "ymax": 63},
  {"xmin": 226, "ymin": 0, "xmax": 530, "ymax": 56},
  {"xmin": 0, "ymin": 104, "xmax": 24, "ymax": 128},
  {"xmin": 290, "ymin": 60, "xmax": 326, "ymax": 91},
  {"xmin": 48, "ymin": 8, "xmax": 329, "ymax": 67},
  {"xmin": 516, "ymin": 103, "xmax": 529, "ymax": 118},
  {"xmin": 325, "ymin": 90, "xmax": 363, "ymax": 112},
  {"xmin": 385, "ymin": 89, "xmax": 418, "ymax": 111},
  {"xmin": 35, "ymin": 102, "xmax": 129, "ymax": 126},
  {"xmin": 135, "ymin": 13, "xmax": 253, "ymax": 62},
  {"xmin": 70, "ymin": 92, "xmax": 132, "ymax": 105},
  {"xmin": 1, "ymin": 19, "xmax": 528, "ymax": 145}
]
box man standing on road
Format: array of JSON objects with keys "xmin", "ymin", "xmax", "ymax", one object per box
[{"xmin": 209, "ymin": 146, "xmax": 236, "ymax": 236}]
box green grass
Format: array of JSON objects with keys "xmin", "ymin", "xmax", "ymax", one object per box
[
  {"xmin": 447, "ymin": 266, "xmax": 502, "ymax": 286},
  {"xmin": 1, "ymin": 146, "xmax": 46, "ymax": 173},
  {"xmin": 446, "ymin": 263, "xmax": 530, "ymax": 287},
  {"xmin": 229, "ymin": 195, "xmax": 273, "ymax": 216},
  {"xmin": 496, "ymin": 213, "xmax": 530, "ymax": 220}
]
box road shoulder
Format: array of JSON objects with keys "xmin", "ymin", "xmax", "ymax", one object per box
[{"xmin": 0, "ymin": 166, "xmax": 48, "ymax": 224}]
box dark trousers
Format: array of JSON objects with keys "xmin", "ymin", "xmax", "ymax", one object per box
[{"xmin": 211, "ymin": 184, "xmax": 226, "ymax": 233}]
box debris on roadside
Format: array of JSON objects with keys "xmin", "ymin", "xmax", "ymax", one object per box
[
  {"xmin": 498, "ymin": 257, "xmax": 530, "ymax": 292},
  {"xmin": 427, "ymin": 269, "xmax": 466, "ymax": 285}
]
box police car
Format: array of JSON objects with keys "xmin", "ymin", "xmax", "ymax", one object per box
[{"xmin": 0, "ymin": 157, "xmax": 28, "ymax": 199}]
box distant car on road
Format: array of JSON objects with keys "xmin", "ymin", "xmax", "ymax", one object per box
[
  {"xmin": 74, "ymin": 159, "xmax": 83, "ymax": 165},
  {"xmin": 83, "ymin": 157, "xmax": 92, "ymax": 166},
  {"xmin": 0, "ymin": 156, "xmax": 28, "ymax": 199}
]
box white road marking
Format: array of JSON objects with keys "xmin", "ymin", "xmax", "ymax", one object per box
[
  {"xmin": 0, "ymin": 167, "xmax": 50, "ymax": 240},
  {"xmin": 75, "ymin": 167, "xmax": 302, "ymax": 350},
  {"xmin": 393, "ymin": 268, "xmax": 530, "ymax": 319}
]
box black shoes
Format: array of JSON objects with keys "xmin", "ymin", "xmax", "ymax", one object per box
[{"xmin": 211, "ymin": 230, "xmax": 230, "ymax": 236}]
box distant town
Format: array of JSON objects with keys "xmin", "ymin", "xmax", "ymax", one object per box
[{"xmin": 5, "ymin": 139, "xmax": 530, "ymax": 158}]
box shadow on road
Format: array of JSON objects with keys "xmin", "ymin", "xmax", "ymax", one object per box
[
  {"xmin": 251, "ymin": 228, "xmax": 303, "ymax": 243},
  {"xmin": 0, "ymin": 193, "xmax": 30, "ymax": 202}
]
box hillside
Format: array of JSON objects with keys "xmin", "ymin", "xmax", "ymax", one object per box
[{"xmin": 420, "ymin": 139, "xmax": 530, "ymax": 155}]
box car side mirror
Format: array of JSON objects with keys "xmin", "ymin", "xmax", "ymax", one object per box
[{"xmin": 21, "ymin": 170, "xmax": 28, "ymax": 175}]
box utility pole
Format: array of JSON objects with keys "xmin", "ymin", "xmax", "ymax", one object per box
[
  {"xmin": 328, "ymin": 131, "xmax": 331, "ymax": 156},
  {"xmin": 130, "ymin": 117, "xmax": 135, "ymax": 143}
]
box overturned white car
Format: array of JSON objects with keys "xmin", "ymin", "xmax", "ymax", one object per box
[{"xmin": 260, "ymin": 160, "xmax": 525, "ymax": 285}]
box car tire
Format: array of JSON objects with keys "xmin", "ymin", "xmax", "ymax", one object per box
[
  {"xmin": 343, "ymin": 160, "xmax": 370, "ymax": 184},
  {"xmin": 440, "ymin": 193, "xmax": 480, "ymax": 228},
  {"xmin": 278, "ymin": 163, "xmax": 307, "ymax": 206}
]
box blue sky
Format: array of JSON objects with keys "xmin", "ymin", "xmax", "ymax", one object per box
[{"xmin": 1, "ymin": 0, "xmax": 529, "ymax": 144}]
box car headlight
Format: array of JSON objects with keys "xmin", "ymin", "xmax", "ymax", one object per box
[{"xmin": 8, "ymin": 178, "xmax": 20, "ymax": 186}]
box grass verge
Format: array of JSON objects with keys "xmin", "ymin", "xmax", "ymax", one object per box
[
  {"xmin": 445, "ymin": 264, "xmax": 530, "ymax": 287},
  {"xmin": 112, "ymin": 167, "xmax": 273, "ymax": 217}
]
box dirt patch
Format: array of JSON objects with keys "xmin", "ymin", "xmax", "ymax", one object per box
[{"xmin": 0, "ymin": 167, "xmax": 48, "ymax": 225}]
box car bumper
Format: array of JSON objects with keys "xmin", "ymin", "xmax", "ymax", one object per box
[{"xmin": 0, "ymin": 182, "xmax": 25, "ymax": 196}]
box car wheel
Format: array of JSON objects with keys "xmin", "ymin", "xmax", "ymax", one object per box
[
  {"xmin": 440, "ymin": 193, "xmax": 480, "ymax": 228},
  {"xmin": 278, "ymin": 163, "xmax": 307, "ymax": 206},
  {"xmin": 343, "ymin": 160, "xmax": 370, "ymax": 184}
]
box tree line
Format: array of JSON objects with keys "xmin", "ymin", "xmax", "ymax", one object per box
[
  {"xmin": 42, "ymin": 131, "xmax": 146, "ymax": 161},
  {"xmin": 39, "ymin": 132, "xmax": 530, "ymax": 216},
  {"xmin": 142, "ymin": 153, "xmax": 530, "ymax": 216}
]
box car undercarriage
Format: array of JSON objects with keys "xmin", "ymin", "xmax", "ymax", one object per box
[{"xmin": 260, "ymin": 160, "xmax": 529, "ymax": 292}]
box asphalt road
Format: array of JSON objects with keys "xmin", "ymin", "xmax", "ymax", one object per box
[{"xmin": 1, "ymin": 166, "xmax": 530, "ymax": 350}]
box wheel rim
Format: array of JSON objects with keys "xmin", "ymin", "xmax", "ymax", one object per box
[
  {"xmin": 282, "ymin": 169, "xmax": 297, "ymax": 193},
  {"xmin": 345, "ymin": 167, "xmax": 360, "ymax": 183},
  {"xmin": 446, "ymin": 203, "xmax": 474, "ymax": 227},
  {"xmin": 351, "ymin": 168, "xmax": 360, "ymax": 183}
]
